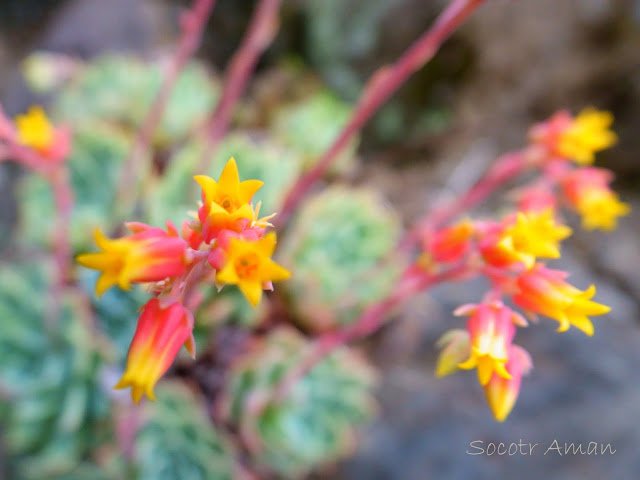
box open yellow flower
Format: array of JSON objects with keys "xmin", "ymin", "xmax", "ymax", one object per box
[
  {"xmin": 15, "ymin": 106, "xmax": 54, "ymax": 152},
  {"xmin": 481, "ymin": 209, "xmax": 572, "ymax": 270},
  {"xmin": 216, "ymin": 232, "xmax": 290, "ymax": 306},
  {"xmin": 557, "ymin": 108, "xmax": 617, "ymax": 165},
  {"xmin": 562, "ymin": 167, "xmax": 630, "ymax": 231},
  {"xmin": 195, "ymin": 157, "xmax": 263, "ymax": 241},
  {"xmin": 575, "ymin": 189, "xmax": 630, "ymax": 232}
]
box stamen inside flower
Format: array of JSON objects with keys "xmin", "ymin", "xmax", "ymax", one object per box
[{"xmin": 235, "ymin": 253, "xmax": 260, "ymax": 279}]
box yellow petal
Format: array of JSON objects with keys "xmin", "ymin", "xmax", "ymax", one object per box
[
  {"xmin": 194, "ymin": 175, "xmax": 218, "ymax": 201},
  {"xmin": 262, "ymin": 259, "xmax": 291, "ymax": 282},
  {"xmin": 238, "ymin": 281, "xmax": 263, "ymax": 307},
  {"xmin": 256, "ymin": 232, "xmax": 277, "ymax": 257},
  {"xmin": 96, "ymin": 271, "xmax": 119, "ymax": 297},
  {"xmin": 216, "ymin": 262, "xmax": 240, "ymax": 285},
  {"xmin": 239, "ymin": 179, "xmax": 264, "ymax": 204},
  {"xmin": 218, "ymin": 157, "xmax": 240, "ymax": 189}
]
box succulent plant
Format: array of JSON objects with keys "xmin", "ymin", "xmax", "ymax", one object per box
[
  {"xmin": 135, "ymin": 382, "xmax": 238, "ymax": 480},
  {"xmin": 271, "ymin": 90, "xmax": 357, "ymax": 174},
  {"xmin": 0, "ymin": 261, "xmax": 112, "ymax": 480},
  {"xmin": 279, "ymin": 186, "xmax": 402, "ymax": 331},
  {"xmin": 220, "ymin": 327, "xmax": 377, "ymax": 478},
  {"xmin": 52, "ymin": 55, "xmax": 219, "ymax": 145},
  {"xmin": 17, "ymin": 123, "xmax": 130, "ymax": 252}
]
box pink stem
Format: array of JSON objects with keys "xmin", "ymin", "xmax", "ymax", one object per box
[
  {"xmin": 117, "ymin": 0, "xmax": 218, "ymax": 211},
  {"xmin": 401, "ymin": 150, "xmax": 530, "ymax": 250},
  {"xmin": 276, "ymin": 0, "xmax": 488, "ymax": 227},
  {"xmin": 50, "ymin": 168, "xmax": 74, "ymax": 288},
  {"xmin": 0, "ymin": 104, "xmax": 74, "ymax": 292},
  {"xmin": 197, "ymin": 0, "xmax": 283, "ymax": 174},
  {"xmin": 271, "ymin": 263, "xmax": 474, "ymax": 403}
]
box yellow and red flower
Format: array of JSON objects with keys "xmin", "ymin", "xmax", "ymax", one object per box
[
  {"xmin": 513, "ymin": 264, "xmax": 610, "ymax": 336},
  {"xmin": 483, "ymin": 345, "xmax": 532, "ymax": 422},
  {"xmin": 530, "ymin": 108, "xmax": 617, "ymax": 165},
  {"xmin": 480, "ymin": 209, "xmax": 572, "ymax": 270},
  {"xmin": 194, "ymin": 157, "xmax": 263, "ymax": 242},
  {"xmin": 115, "ymin": 299, "xmax": 195, "ymax": 403},
  {"xmin": 456, "ymin": 302, "xmax": 525, "ymax": 386},
  {"xmin": 77, "ymin": 222, "xmax": 187, "ymax": 296},
  {"xmin": 215, "ymin": 232, "xmax": 290, "ymax": 306},
  {"xmin": 14, "ymin": 106, "xmax": 70, "ymax": 162},
  {"xmin": 427, "ymin": 220, "xmax": 474, "ymax": 263},
  {"xmin": 561, "ymin": 167, "xmax": 630, "ymax": 231}
]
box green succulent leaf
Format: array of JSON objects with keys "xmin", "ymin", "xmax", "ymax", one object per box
[
  {"xmin": 16, "ymin": 124, "xmax": 129, "ymax": 252},
  {"xmin": 135, "ymin": 382, "xmax": 237, "ymax": 480},
  {"xmin": 222, "ymin": 327, "xmax": 377, "ymax": 478},
  {"xmin": 271, "ymin": 91, "xmax": 357, "ymax": 173},
  {"xmin": 279, "ymin": 186, "xmax": 402, "ymax": 330},
  {"xmin": 0, "ymin": 261, "xmax": 112, "ymax": 480},
  {"xmin": 53, "ymin": 55, "xmax": 218, "ymax": 144}
]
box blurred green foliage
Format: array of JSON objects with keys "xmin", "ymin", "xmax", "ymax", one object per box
[
  {"xmin": 136, "ymin": 383, "xmax": 237, "ymax": 480},
  {"xmin": 0, "ymin": 261, "xmax": 112, "ymax": 480},
  {"xmin": 17, "ymin": 123, "xmax": 129, "ymax": 252},
  {"xmin": 221, "ymin": 327, "xmax": 377, "ymax": 478},
  {"xmin": 280, "ymin": 186, "xmax": 401, "ymax": 331}
]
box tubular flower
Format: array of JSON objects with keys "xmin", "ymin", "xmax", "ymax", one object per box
[
  {"xmin": 427, "ymin": 220, "xmax": 474, "ymax": 263},
  {"xmin": 435, "ymin": 329, "xmax": 470, "ymax": 378},
  {"xmin": 481, "ymin": 210, "xmax": 572, "ymax": 270},
  {"xmin": 115, "ymin": 299, "xmax": 195, "ymax": 403},
  {"xmin": 14, "ymin": 106, "xmax": 70, "ymax": 161},
  {"xmin": 484, "ymin": 345, "xmax": 532, "ymax": 422},
  {"xmin": 77, "ymin": 222, "xmax": 187, "ymax": 297},
  {"xmin": 456, "ymin": 302, "xmax": 525, "ymax": 386},
  {"xmin": 561, "ymin": 167, "xmax": 630, "ymax": 231},
  {"xmin": 513, "ymin": 264, "xmax": 610, "ymax": 336},
  {"xmin": 194, "ymin": 157, "xmax": 264, "ymax": 242},
  {"xmin": 216, "ymin": 232, "xmax": 290, "ymax": 306},
  {"xmin": 530, "ymin": 108, "xmax": 617, "ymax": 165}
]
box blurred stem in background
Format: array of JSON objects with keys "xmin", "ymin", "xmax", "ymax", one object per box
[
  {"xmin": 276, "ymin": 0, "xmax": 488, "ymax": 226},
  {"xmin": 0, "ymin": 105, "xmax": 72, "ymax": 318},
  {"xmin": 116, "ymin": 0, "xmax": 218, "ymax": 220},
  {"xmin": 198, "ymin": 0, "xmax": 283, "ymax": 175}
]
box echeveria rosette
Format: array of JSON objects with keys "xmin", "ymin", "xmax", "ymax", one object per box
[{"xmin": 220, "ymin": 327, "xmax": 377, "ymax": 478}]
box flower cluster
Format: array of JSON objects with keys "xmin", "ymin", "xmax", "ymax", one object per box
[
  {"xmin": 78, "ymin": 158, "xmax": 290, "ymax": 402},
  {"xmin": 432, "ymin": 108, "xmax": 627, "ymax": 421}
]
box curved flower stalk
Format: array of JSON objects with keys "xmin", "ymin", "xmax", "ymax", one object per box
[
  {"xmin": 429, "ymin": 107, "xmax": 624, "ymax": 421},
  {"xmin": 78, "ymin": 157, "xmax": 290, "ymax": 402},
  {"xmin": 264, "ymin": 107, "xmax": 627, "ymax": 425},
  {"xmin": 0, "ymin": 104, "xmax": 73, "ymax": 295}
]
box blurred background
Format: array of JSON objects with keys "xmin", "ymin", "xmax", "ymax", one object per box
[{"xmin": 1, "ymin": 0, "xmax": 639, "ymax": 479}]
